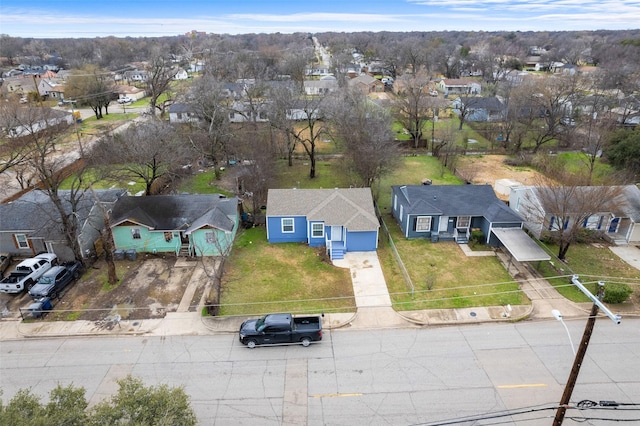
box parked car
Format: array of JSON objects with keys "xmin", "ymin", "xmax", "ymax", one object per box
[
  {"xmin": 118, "ymin": 97, "xmax": 133, "ymax": 104},
  {"xmin": 0, "ymin": 253, "xmax": 58, "ymax": 294},
  {"xmin": 0, "ymin": 253, "xmax": 12, "ymax": 278},
  {"xmin": 239, "ymin": 313, "xmax": 323, "ymax": 348},
  {"xmin": 28, "ymin": 261, "xmax": 82, "ymax": 300}
]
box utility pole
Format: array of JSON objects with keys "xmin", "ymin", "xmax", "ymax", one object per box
[{"xmin": 553, "ymin": 277, "xmax": 622, "ymax": 425}]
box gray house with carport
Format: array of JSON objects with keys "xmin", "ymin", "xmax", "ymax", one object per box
[{"xmin": 391, "ymin": 184, "xmax": 550, "ymax": 263}]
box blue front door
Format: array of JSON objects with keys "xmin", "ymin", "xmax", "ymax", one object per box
[{"xmin": 608, "ymin": 218, "xmax": 620, "ymax": 233}]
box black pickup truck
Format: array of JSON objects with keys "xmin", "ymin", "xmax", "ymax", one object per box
[{"xmin": 239, "ymin": 313, "xmax": 323, "ymax": 348}]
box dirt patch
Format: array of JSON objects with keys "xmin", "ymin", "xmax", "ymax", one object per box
[
  {"xmin": 455, "ymin": 155, "xmax": 546, "ymax": 198},
  {"xmin": 0, "ymin": 254, "xmax": 195, "ymax": 323}
]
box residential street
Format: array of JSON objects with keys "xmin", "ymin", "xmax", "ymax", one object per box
[{"xmin": 1, "ymin": 319, "xmax": 638, "ymax": 425}]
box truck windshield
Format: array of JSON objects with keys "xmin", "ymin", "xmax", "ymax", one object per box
[
  {"xmin": 255, "ymin": 317, "xmax": 265, "ymax": 331},
  {"xmin": 38, "ymin": 277, "xmax": 53, "ymax": 285}
]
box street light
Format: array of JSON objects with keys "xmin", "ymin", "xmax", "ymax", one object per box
[{"xmin": 552, "ymin": 309, "xmax": 576, "ymax": 355}]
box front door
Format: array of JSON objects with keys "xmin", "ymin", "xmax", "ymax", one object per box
[
  {"xmin": 331, "ymin": 225, "xmax": 343, "ymax": 243},
  {"xmin": 608, "ymin": 217, "xmax": 620, "ymax": 233}
]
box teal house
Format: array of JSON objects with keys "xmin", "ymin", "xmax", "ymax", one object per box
[{"xmin": 110, "ymin": 194, "xmax": 239, "ymax": 257}]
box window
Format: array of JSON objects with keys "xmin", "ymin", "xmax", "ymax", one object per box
[
  {"xmin": 281, "ymin": 218, "xmax": 294, "ymax": 233},
  {"xmin": 205, "ymin": 232, "xmax": 216, "ymax": 244},
  {"xmin": 131, "ymin": 228, "xmax": 141, "ymax": 239},
  {"xmin": 164, "ymin": 232, "xmax": 173, "ymax": 242},
  {"xmin": 393, "ymin": 195, "xmax": 397, "ymax": 211},
  {"xmin": 399, "ymin": 205, "xmax": 403, "ymax": 223},
  {"xmin": 312, "ymin": 223, "xmax": 324, "ymax": 238},
  {"xmin": 457, "ymin": 216, "xmax": 471, "ymax": 228},
  {"xmin": 415, "ymin": 216, "xmax": 432, "ymax": 232},
  {"xmin": 15, "ymin": 234, "xmax": 29, "ymax": 249}
]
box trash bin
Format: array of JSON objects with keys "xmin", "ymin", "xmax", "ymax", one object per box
[
  {"xmin": 28, "ymin": 297, "xmax": 52, "ymax": 318},
  {"xmin": 125, "ymin": 249, "xmax": 137, "ymax": 261},
  {"xmin": 113, "ymin": 249, "xmax": 125, "ymax": 260}
]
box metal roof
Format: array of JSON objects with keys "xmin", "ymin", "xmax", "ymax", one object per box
[{"xmin": 491, "ymin": 228, "xmax": 551, "ymax": 262}]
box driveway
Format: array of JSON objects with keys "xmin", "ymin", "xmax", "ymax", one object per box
[{"xmin": 610, "ymin": 245, "xmax": 640, "ymax": 271}]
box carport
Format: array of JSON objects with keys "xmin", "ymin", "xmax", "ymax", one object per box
[{"xmin": 491, "ymin": 228, "xmax": 550, "ymax": 269}]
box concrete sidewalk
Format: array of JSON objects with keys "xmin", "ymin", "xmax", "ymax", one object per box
[{"xmin": 2, "ymin": 244, "xmax": 637, "ymax": 340}]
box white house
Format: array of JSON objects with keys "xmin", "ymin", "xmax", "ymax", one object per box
[{"xmin": 509, "ymin": 185, "xmax": 640, "ymax": 245}]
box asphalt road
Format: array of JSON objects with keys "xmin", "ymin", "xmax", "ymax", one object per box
[{"xmin": 1, "ymin": 319, "xmax": 638, "ymax": 425}]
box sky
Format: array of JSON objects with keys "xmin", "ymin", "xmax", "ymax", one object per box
[{"xmin": 1, "ymin": 0, "xmax": 639, "ymax": 38}]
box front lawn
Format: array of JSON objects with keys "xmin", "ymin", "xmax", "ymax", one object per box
[
  {"xmin": 379, "ymin": 215, "xmax": 527, "ymax": 310},
  {"xmin": 537, "ymin": 242, "xmax": 640, "ymax": 303},
  {"xmin": 219, "ymin": 227, "xmax": 355, "ymax": 315}
]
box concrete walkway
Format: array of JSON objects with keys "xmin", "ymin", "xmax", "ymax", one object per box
[{"xmin": 3, "ymin": 242, "xmax": 638, "ymax": 340}]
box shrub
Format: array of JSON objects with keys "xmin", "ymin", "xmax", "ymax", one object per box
[
  {"xmin": 599, "ymin": 282, "xmax": 633, "ymax": 304},
  {"xmin": 470, "ymin": 229, "xmax": 484, "ymax": 244}
]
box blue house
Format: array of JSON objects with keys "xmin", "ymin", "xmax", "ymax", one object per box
[
  {"xmin": 110, "ymin": 194, "xmax": 239, "ymax": 257},
  {"xmin": 391, "ymin": 184, "xmax": 526, "ymax": 245},
  {"xmin": 266, "ymin": 188, "xmax": 379, "ymax": 260}
]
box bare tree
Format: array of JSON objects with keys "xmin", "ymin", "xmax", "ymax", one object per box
[
  {"xmin": 268, "ymin": 85, "xmax": 326, "ymax": 178},
  {"xmin": 327, "ymin": 89, "xmax": 400, "ymax": 200},
  {"xmin": 7, "ymin": 106, "xmax": 92, "ymax": 263},
  {"xmin": 267, "ymin": 82, "xmax": 298, "ymax": 166},
  {"xmin": 185, "ymin": 74, "xmax": 233, "ymax": 179},
  {"xmin": 234, "ymin": 128, "xmax": 276, "ymax": 216},
  {"xmin": 391, "ymin": 73, "xmax": 433, "ymax": 149},
  {"xmin": 523, "ymin": 175, "xmax": 625, "ymax": 260},
  {"xmin": 64, "ymin": 65, "xmax": 115, "ymax": 120},
  {"xmin": 0, "ymin": 101, "xmax": 38, "ymax": 174},
  {"xmin": 527, "ymin": 75, "xmax": 579, "ymax": 153},
  {"xmin": 146, "ymin": 48, "xmax": 176, "ymax": 117},
  {"xmin": 92, "ymin": 121, "xmax": 192, "ymax": 195}
]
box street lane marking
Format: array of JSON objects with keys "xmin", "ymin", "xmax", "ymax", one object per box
[
  {"xmin": 313, "ymin": 393, "xmax": 363, "ymax": 398},
  {"xmin": 498, "ymin": 384, "xmax": 548, "ymax": 389}
]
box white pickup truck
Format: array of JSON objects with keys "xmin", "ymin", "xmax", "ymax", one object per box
[{"xmin": 0, "ymin": 253, "xmax": 58, "ymax": 294}]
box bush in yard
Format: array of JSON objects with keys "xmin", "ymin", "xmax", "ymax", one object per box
[{"xmin": 600, "ymin": 282, "xmax": 633, "ymax": 304}]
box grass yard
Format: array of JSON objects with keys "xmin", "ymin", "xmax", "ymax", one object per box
[
  {"xmin": 178, "ymin": 169, "xmax": 234, "ymax": 195},
  {"xmin": 555, "ymin": 152, "xmax": 616, "ymax": 184},
  {"xmin": 219, "ymin": 227, "xmax": 355, "ymax": 315},
  {"xmin": 537, "ymin": 242, "xmax": 640, "ymax": 303},
  {"xmin": 379, "ymin": 215, "xmax": 527, "ymax": 310},
  {"xmin": 377, "ymin": 155, "xmax": 462, "ymax": 210},
  {"xmin": 274, "ymin": 158, "xmax": 356, "ymax": 189}
]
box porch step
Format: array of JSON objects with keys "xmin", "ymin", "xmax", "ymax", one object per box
[
  {"xmin": 179, "ymin": 243, "xmax": 191, "ymax": 257},
  {"xmin": 331, "ymin": 249, "xmax": 344, "ymax": 260},
  {"xmin": 330, "ymin": 243, "xmax": 345, "ymax": 260}
]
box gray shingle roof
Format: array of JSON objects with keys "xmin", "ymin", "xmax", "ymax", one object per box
[
  {"xmin": 0, "ymin": 189, "xmax": 126, "ymax": 238},
  {"xmin": 394, "ymin": 184, "xmax": 523, "ymax": 223},
  {"xmin": 109, "ymin": 194, "xmax": 237, "ymax": 232},
  {"xmin": 267, "ymin": 188, "xmax": 378, "ymax": 231}
]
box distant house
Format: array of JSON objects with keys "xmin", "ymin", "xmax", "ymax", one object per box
[
  {"xmin": 452, "ymin": 96, "xmax": 505, "ymax": 122},
  {"xmin": 266, "ymin": 188, "xmax": 379, "ymax": 260},
  {"xmin": 2, "ymin": 107, "xmax": 74, "ymax": 139},
  {"xmin": 124, "ymin": 69, "xmax": 148, "ymax": 83},
  {"xmin": 509, "ymin": 185, "xmax": 640, "ymax": 245},
  {"xmin": 348, "ymin": 74, "xmax": 384, "ymax": 94},
  {"xmin": 436, "ymin": 79, "xmax": 481, "ymax": 96},
  {"xmin": 305, "ymin": 65, "xmax": 330, "ymax": 77},
  {"xmin": 114, "ymin": 85, "xmax": 146, "ymax": 101},
  {"xmin": 110, "ymin": 194, "xmax": 239, "ymax": 257},
  {"xmin": 168, "ymin": 103, "xmax": 200, "ymax": 124},
  {"xmin": 303, "ymin": 77, "xmax": 338, "ymax": 96},
  {"xmin": 229, "ymin": 101, "xmax": 269, "ymax": 123},
  {"xmin": 1, "ymin": 76, "xmax": 37, "ymax": 97},
  {"xmin": 0, "ymin": 189, "xmax": 126, "ymax": 261},
  {"xmin": 173, "ymin": 68, "xmax": 189, "ymax": 80}
]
